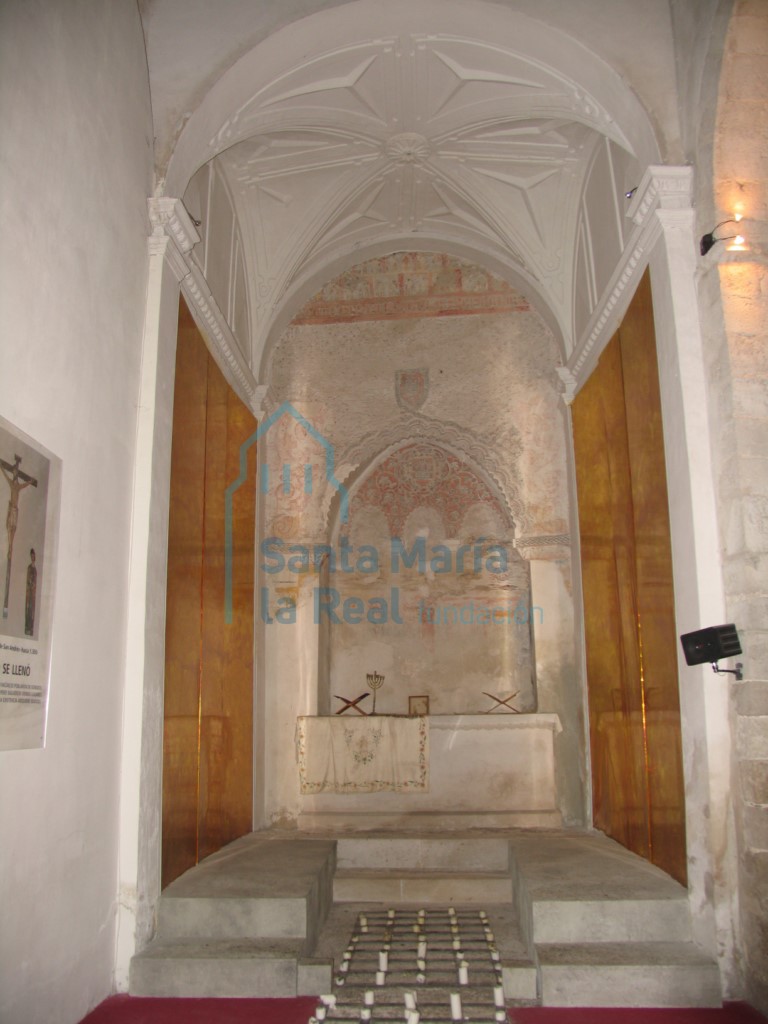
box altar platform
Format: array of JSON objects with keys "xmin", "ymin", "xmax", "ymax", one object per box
[
  {"xmin": 296, "ymin": 713, "xmax": 563, "ymax": 831},
  {"xmin": 130, "ymin": 827, "xmax": 721, "ymax": 1008}
]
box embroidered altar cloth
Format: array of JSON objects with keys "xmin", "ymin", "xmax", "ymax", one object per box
[{"xmin": 296, "ymin": 715, "xmax": 429, "ymax": 794}]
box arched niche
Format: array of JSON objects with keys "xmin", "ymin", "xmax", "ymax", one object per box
[{"xmin": 319, "ymin": 441, "xmax": 536, "ymax": 717}]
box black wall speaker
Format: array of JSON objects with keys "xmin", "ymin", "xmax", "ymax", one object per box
[{"xmin": 680, "ymin": 623, "xmax": 742, "ymax": 666}]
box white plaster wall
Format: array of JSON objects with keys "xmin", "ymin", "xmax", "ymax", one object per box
[{"xmin": 0, "ymin": 3, "xmax": 153, "ymax": 1022}]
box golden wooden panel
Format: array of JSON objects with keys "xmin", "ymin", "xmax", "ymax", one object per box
[
  {"xmin": 162, "ymin": 299, "xmax": 256, "ymax": 889},
  {"xmin": 572, "ymin": 269, "xmax": 686, "ymax": 885}
]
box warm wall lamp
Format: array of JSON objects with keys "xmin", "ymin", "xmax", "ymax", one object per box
[
  {"xmin": 680, "ymin": 623, "xmax": 744, "ymax": 680},
  {"xmin": 700, "ymin": 216, "xmax": 745, "ymax": 255}
]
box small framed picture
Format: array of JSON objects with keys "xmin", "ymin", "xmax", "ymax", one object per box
[{"xmin": 409, "ymin": 695, "xmax": 429, "ymax": 717}]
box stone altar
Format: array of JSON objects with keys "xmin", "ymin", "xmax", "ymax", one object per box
[{"xmin": 297, "ymin": 713, "xmax": 562, "ymax": 830}]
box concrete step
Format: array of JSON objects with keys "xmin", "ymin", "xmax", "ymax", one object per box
[
  {"xmin": 537, "ymin": 941, "xmax": 722, "ymax": 1007},
  {"xmin": 129, "ymin": 834, "xmax": 337, "ymax": 998},
  {"xmin": 157, "ymin": 893, "xmax": 311, "ymax": 940},
  {"xmin": 129, "ymin": 936, "xmax": 333, "ymax": 997},
  {"xmin": 333, "ymin": 869, "xmax": 514, "ymax": 904},
  {"xmin": 336, "ymin": 837, "xmax": 510, "ymax": 872},
  {"xmin": 532, "ymin": 895, "xmax": 692, "ymax": 943},
  {"xmin": 154, "ymin": 835, "xmax": 336, "ymax": 946},
  {"xmin": 501, "ymin": 960, "xmax": 539, "ymax": 1002}
]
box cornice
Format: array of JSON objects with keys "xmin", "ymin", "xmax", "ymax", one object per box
[
  {"xmin": 564, "ymin": 165, "xmax": 693, "ymax": 402},
  {"xmin": 181, "ymin": 263, "xmax": 260, "ymax": 413},
  {"xmin": 147, "ymin": 196, "xmax": 264, "ymax": 416}
]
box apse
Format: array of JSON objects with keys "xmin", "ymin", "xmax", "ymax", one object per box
[{"xmin": 260, "ymin": 251, "xmax": 584, "ymax": 825}]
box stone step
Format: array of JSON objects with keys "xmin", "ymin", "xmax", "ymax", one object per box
[
  {"xmin": 333, "ymin": 870, "xmax": 513, "ymax": 904},
  {"xmin": 531, "ymin": 896, "xmax": 692, "ymax": 943},
  {"xmin": 129, "ymin": 936, "xmax": 333, "ymax": 997},
  {"xmin": 154, "ymin": 835, "xmax": 336, "ymax": 946},
  {"xmin": 537, "ymin": 941, "xmax": 722, "ymax": 1007},
  {"xmin": 336, "ymin": 837, "xmax": 510, "ymax": 872},
  {"xmin": 501, "ymin": 961, "xmax": 539, "ymax": 1002},
  {"xmin": 157, "ymin": 893, "xmax": 311, "ymax": 940}
]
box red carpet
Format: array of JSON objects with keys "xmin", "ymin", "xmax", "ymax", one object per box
[
  {"xmin": 508, "ymin": 1007, "xmax": 767, "ymax": 1024},
  {"xmin": 79, "ymin": 995, "xmax": 318, "ymax": 1023},
  {"xmin": 80, "ymin": 996, "xmax": 767, "ymax": 1024}
]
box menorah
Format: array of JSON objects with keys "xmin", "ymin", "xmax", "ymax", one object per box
[{"xmin": 366, "ymin": 671, "xmax": 385, "ymax": 715}]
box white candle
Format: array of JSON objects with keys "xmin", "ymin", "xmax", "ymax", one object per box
[
  {"xmin": 417, "ymin": 940, "xmax": 427, "ymax": 959},
  {"xmin": 388, "ymin": 909, "xmax": 395, "ymax": 919},
  {"xmin": 494, "ymin": 985, "xmax": 505, "ymax": 1008},
  {"xmin": 416, "ymin": 972, "xmax": 426, "ymax": 985},
  {"xmin": 417, "ymin": 958, "xmax": 426, "ymax": 971},
  {"xmin": 360, "ymin": 1011, "xmax": 371, "ymax": 1022},
  {"xmin": 490, "ymin": 950, "xmax": 500, "ymax": 961},
  {"xmin": 450, "ymin": 993, "xmax": 462, "ymax": 1020},
  {"xmin": 376, "ymin": 970, "xmax": 386, "ymax": 986},
  {"xmin": 364, "ymin": 991, "xmax": 375, "ymax": 1006},
  {"xmin": 452, "ymin": 938, "xmax": 461, "ymax": 950},
  {"xmin": 404, "ymin": 992, "xmax": 417, "ymax": 1009},
  {"xmin": 343, "ymin": 950, "xmax": 352, "ymax": 960},
  {"xmin": 495, "ymin": 1013, "xmax": 506, "ymax": 1023},
  {"xmin": 339, "ymin": 961, "xmax": 349, "ymax": 973},
  {"xmin": 458, "ymin": 961, "xmax": 469, "ymax": 985},
  {"xmin": 480, "ymin": 911, "xmax": 488, "ymax": 921},
  {"xmin": 360, "ymin": 915, "xmax": 367, "ymax": 926},
  {"xmin": 485, "ymin": 930, "xmax": 495, "ymax": 942},
  {"xmin": 379, "ymin": 951, "xmax": 388, "ymax": 972},
  {"xmin": 407, "ymin": 1012, "xmax": 420, "ymax": 1024},
  {"xmin": 321, "ymin": 995, "xmax": 336, "ymax": 1009},
  {"xmin": 315, "ymin": 1008, "xmax": 326, "ymax": 1021},
  {"xmin": 413, "ymin": 924, "xmax": 420, "ymax": 934}
]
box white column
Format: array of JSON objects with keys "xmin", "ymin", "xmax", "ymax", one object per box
[
  {"xmin": 644, "ymin": 180, "xmax": 738, "ymax": 982},
  {"xmin": 114, "ymin": 199, "xmax": 198, "ymax": 988}
]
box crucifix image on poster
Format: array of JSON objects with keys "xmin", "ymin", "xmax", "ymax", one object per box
[
  {"xmin": 1, "ymin": 454, "xmax": 38, "ymax": 620},
  {"xmin": 0, "ymin": 418, "xmax": 59, "ymax": 751}
]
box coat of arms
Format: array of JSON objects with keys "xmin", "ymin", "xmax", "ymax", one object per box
[{"xmin": 395, "ymin": 369, "xmax": 429, "ymax": 411}]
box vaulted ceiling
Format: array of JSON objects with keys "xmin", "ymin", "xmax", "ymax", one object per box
[{"xmin": 140, "ymin": 0, "xmax": 684, "ymax": 374}]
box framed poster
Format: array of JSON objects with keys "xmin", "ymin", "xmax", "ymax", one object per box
[{"xmin": 0, "ymin": 417, "xmax": 61, "ymax": 750}]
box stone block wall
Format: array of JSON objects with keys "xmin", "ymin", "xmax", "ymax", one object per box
[{"xmin": 711, "ymin": 0, "xmax": 768, "ymax": 1009}]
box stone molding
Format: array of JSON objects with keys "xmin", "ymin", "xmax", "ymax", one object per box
[
  {"xmin": 181, "ymin": 262, "xmax": 260, "ymax": 410},
  {"xmin": 148, "ymin": 196, "xmax": 261, "ymax": 414},
  {"xmin": 148, "ymin": 196, "xmax": 200, "ymax": 254},
  {"xmin": 565, "ymin": 165, "xmax": 693, "ymax": 401}
]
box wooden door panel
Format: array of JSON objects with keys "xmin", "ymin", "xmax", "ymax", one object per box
[{"xmin": 572, "ymin": 270, "xmax": 686, "ymax": 884}]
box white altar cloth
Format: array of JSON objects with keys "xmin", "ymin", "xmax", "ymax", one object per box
[
  {"xmin": 298, "ymin": 713, "xmax": 563, "ymax": 829},
  {"xmin": 296, "ymin": 715, "xmax": 429, "ymax": 794}
]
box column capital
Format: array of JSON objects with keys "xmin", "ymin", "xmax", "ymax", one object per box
[
  {"xmin": 627, "ymin": 165, "xmax": 694, "ymax": 228},
  {"xmin": 147, "ymin": 197, "xmax": 200, "ymax": 254}
]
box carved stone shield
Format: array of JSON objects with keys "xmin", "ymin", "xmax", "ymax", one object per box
[{"xmin": 395, "ymin": 369, "xmax": 429, "ymax": 411}]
